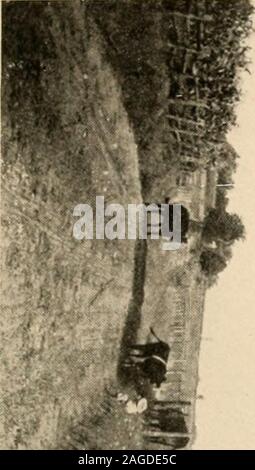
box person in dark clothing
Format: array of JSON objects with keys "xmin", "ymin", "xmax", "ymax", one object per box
[{"xmin": 145, "ymin": 408, "xmax": 188, "ymax": 434}]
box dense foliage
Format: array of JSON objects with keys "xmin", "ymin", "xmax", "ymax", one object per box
[
  {"xmin": 200, "ymin": 249, "xmax": 227, "ymax": 277},
  {"xmin": 202, "ymin": 208, "xmax": 245, "ymax": 244}
]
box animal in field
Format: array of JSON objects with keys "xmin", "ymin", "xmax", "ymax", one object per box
[
  {"xmin": 145, "ymin": 200, "xmax": 190, "ymax": 243},
  {"xmin": 145, "ymin": 407, "xmax": 188, "ymax": 434},
  {"xmin": 126, "ymin": 328, "xmax": 171, "ymax": 388}
]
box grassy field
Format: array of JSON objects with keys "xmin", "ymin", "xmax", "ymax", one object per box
[{"xmin": 2, "ymin": 0, "xmax": 252, "ymax": 450}]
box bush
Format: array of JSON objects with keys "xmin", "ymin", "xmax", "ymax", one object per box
[
  {"xmin": 202, "ymin": 208, "xmax": 245, "ymax": 244},
  {"xmin": 200, "ymin": 249, "xmax": 227, "ymax": 276}
]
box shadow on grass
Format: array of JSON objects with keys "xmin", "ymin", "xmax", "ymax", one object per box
[{"xmin": 117, "ymin": 239, "xmax": 148, "ymax": 389}]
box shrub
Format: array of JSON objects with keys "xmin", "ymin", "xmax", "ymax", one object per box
[{"xmin": 202, "ymin": 208, "xmax": 245, "ymax": 244}]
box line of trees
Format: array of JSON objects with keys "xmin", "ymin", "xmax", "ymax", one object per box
[
  {"xmin": 163, "ymin": 0, "xmax": 253, "ymax": 165},
  {"xmin": 198, "ymin": 0, "xmax": 253, "ymax": 138}
]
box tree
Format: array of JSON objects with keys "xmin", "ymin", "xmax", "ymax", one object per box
[
  {"xmin": 202, "ymin": 208, "xmax": 245, "ymax": 244},
  {"xmin": 200, "ymin": 249, "xmax": 227, "ymax": 277}
]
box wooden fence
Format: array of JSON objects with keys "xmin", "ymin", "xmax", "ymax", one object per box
[{"xmin": 163, "ymin": 0, "xmax": 226, "ymax": 169}]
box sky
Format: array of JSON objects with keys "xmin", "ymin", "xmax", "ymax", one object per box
[{"xmin": 194, "ymin": 17, "xmax": 255, "ymax": 449}]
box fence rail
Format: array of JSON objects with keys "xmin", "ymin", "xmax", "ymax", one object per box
[{"xmin": 162, "ymin": 1, "xmax": 225, "ymax": 168}]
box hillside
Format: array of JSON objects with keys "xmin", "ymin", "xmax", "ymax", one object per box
[{"xmin": 1, "ymin": 3, "xmax": 142, "ymax": 449}]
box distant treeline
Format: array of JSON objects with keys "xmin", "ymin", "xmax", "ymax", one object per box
[{"xmin": 3, "ymin": 0, "xmax": 253, "ymax": 168}]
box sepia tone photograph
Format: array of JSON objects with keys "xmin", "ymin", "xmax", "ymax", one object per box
[{"xmin": 1, "ymin": 0, "xmax": 255, "ymax": 452}]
